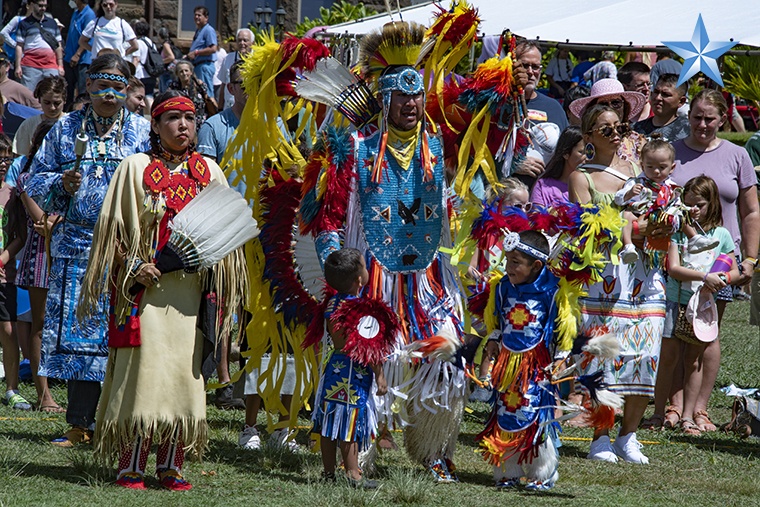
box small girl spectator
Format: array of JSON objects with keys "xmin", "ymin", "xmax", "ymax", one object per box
[
  {"xmin": 648, "ymin": 176, "xmax": 739, "ymax": 435},
  {"xmin": 0, "ymin": 133, "xmax": 29, "ymax": 410},
  {"xmin": 531, "ymin": 126, "xmax": 584, "ymax": 207},
  {"xmin": 14, "ymin": 117, "xmax": 60, "ymax": 412}
]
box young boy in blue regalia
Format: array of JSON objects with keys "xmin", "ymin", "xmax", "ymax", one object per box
[
  {"xmin": 311, "ymin": 248, "xmax": 393, "ymax": 488},
  {"xmin": 477, "ymin": 230, "xmax": 564, "ymax": 490}
]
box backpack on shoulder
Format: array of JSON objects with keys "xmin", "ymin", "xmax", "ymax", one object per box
[{"xmin": 141, "ymin": 37, "xmax": 165, "ymax": 78}]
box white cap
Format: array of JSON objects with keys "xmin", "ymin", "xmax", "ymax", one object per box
[{"xmin": 525, "ymin": 122, "xmax": 561, "ymax": 164}]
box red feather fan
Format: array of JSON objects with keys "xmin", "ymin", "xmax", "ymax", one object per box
[{"xmin": 332, "ymin": 297, "xmax": 400, "ymax": 366}]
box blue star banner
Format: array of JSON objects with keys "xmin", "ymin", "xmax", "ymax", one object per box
[{"xmin": 662, "ymin": 14, "xmax": 738, "ymax": 87}]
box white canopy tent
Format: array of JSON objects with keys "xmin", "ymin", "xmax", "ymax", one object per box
[{"xmin": 324, "ymin": 0, "xmax": 760, "ymax": 49}]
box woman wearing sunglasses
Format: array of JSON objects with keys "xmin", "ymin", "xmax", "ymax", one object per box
[
  {"xmin": 568, "ymin": 104, "xmax": 668, "ymax": 466},
  {"xmin": 570, "ymin": 79, "xmax": 647, "ymax": 163}
]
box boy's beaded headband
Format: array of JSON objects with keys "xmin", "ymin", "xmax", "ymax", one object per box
[{"xmin": 503, "ymin": 231, "xmax": 548, "ymax": 262}]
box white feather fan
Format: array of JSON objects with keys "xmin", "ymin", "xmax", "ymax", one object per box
[{"xmin": 168, "ymin": 181, "xmax": 260, "ymax": 269}]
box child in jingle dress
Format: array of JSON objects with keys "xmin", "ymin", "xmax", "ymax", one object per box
[
  {"xmin": 478, "ymin": 230, "xmax": 564, "ymax": 490},
  {"xmin": 310, "ymin": 248, "xmax": 396, "ymax": 488}
]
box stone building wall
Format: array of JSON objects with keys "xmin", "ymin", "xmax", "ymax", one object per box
[{"xmin": 139, "ymin": 0, "xmax": 415, "ymax": 47}]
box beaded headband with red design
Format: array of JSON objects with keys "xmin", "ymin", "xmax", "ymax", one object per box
[{"xmin": 151, "ymin": 96, "xmax": 195, "ymax": 119}]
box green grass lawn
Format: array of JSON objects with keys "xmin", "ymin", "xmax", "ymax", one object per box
[
  {"xmin": 2, "ymin": 302, "xmax": 760, "ymax": 506},
  {"xmin": 717, "ymin": 131, "xmax": 755, "ymax": 147}
]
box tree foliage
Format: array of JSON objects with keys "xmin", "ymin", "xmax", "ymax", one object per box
[
  {"xmin": 723, "ymin": 52, "xmax": 760, "ymax": 108},
  {"xmin": 294, "ymin": 1, "xmax": 377, "ymax": 37}
]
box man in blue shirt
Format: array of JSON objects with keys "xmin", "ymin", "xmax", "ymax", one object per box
[
  {"xmin": 63, "ymin": 0, "xmax": 95, "ymax": 110},
  {"xmin": 197, "ymin": 61, "xmax": 246, "ymax": 196},
  {"xmin": 188, "ymin": 6, "xmax": 217, "ymax": 98}
]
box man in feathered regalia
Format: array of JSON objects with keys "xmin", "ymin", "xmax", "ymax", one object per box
[{"xmin": 299, "ymin": 19, "xmax": 473, "ymax": 482}]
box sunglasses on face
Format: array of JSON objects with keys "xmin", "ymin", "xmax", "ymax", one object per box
[
  {"xmin": 507, "ymin": 202, "xmax": 532, "ymax": 211},
  {"xmin": 0, "ymin": 156, "xmax": 12, "ymax": 165},
  {"xmin": 588, "ymin": 122, "xmax": 631, "ymax": 138},
  {"xmin": 596, "ymin": 99, "xmax": 625, "ymax": 110}
]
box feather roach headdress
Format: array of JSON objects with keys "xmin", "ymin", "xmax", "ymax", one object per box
[{"xmin": 358, "ymin": 21, "xmax": 426, "ymax": 85}]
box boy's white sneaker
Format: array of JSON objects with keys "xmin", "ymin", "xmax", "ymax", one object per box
[
  {"xmin": 619, "ymin": 244, "xmax": 639, "ymax": 265},
  {"xmin": 612, "ymin": 432, "xmax": 649, "ymax": 464},
  {"xmin": 239, "ymin": 425, "xmax": 261, "ymax": 450},
  {"xmin": 587, "ymin": 435, "xmax": 618, "ymax": 462},
  {"xmin": 687, "ymin": 234, "xmax": 720, "ymax": 254}
]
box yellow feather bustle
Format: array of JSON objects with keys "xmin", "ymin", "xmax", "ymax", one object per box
[
  {"xmin": 213, "ymin": 30, "xmax": 320, "ymax": 432},
  {"xmin": 221, "ymin": 30, "xmax": 316, "ymax": 208}
]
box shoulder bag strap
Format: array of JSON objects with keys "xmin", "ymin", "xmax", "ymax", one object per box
[{"xmin": 582, "ymin": 163, "xmax": 631, "ymax": 182}]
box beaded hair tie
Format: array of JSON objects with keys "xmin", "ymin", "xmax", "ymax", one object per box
[{"xmin": 88, "ymin": 72, "xmax": 129, "ymax": 86}]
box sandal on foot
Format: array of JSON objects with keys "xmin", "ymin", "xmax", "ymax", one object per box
[
  {"xmin": 663, "ymin": 406, "xmax": 681, "ymax": 429},
  {"xmin": 694, "ymin": 410, "xmax": 717, "ymax": 432},
  {"xmin": 679, "ymin": 418, "xmax": 702, "ymax": 436},
  {"xmin": 3, "ymin": 392, "xmax": 32, "ymax": 411},
  {"xmin": 157, "ymin": 469, "xmax": 192, "ymax": 491},
  {"xmin": 38, "ymin": 404, "xmax": 65, "ymax": 413},
  {"xmin": 640, "ymin": 413, "xmax": 665, "ymax": 431}
]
